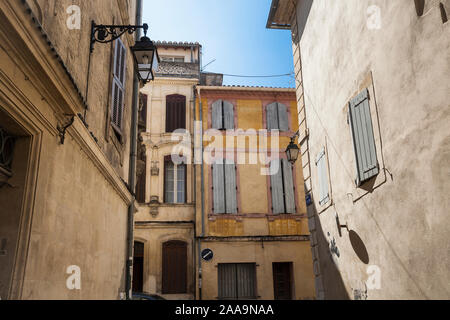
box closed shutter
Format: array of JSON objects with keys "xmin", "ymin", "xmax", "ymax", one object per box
[
  {"xmin": 277, "ymin": 103, "xmax": 289, "ymax": 132},
  {"xmin": 236, "ymin": 264, "xmax": 256, "ymax": 299},
  {"xmin": 212, "ymin": 100, "xmax": 223, "ymax": 130},
  {"xmin": 266, "ymin": 103, "xmax": 279, "ymax": 130},
  {"xmin": 316, "ymin": 148, "xmax": 330, "ymax": 205},
  {"xmin": 213, "ymin": 161, "xmax": 225, "ymax": 214},
  {"xmin": 162, "ymin": 241, "xmax": 187, "ymax": 294},
  {"xmin": 270, "ymin": 160, "xmax": 285, "ymax": 214},
  {"xmin": 348, "ymin": 89, "xmax": 379, "ymax": 186},
  {"xmin": 218, "ymin": 263, "xmax": 256, "ymax": 299},
  {"xmin": 166, "ymin": 95, "xmax": 186, "ymax": 133},
  {"xmin": 111, "ymin": 39, "xmax": 126, "ymax": 130},
  {"xmin": 282, "ymin": 159, "xmax": 296, "ymax": 213},
  {"xmin": 224, "ymin": 160, "xmax": 237, "ymax": 214},
  {"xmin": 223, "ymin": 101, "xmax": 235, "ymax": 130}
]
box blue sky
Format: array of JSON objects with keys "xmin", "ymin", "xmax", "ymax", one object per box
[{"xmin": 142, "ymin": 0, "xmax": 295, "ymax": 88}]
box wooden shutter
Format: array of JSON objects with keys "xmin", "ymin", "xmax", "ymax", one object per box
[
  {"xmin": 236, "ymin": 264, "xmax": 256, "ymax": 299},
  {"xmin": 212, "ymin": 100, "xmax": 223, "ymax": 129},
  {"xmin": 349, "ymin": 89, "xmax": 379, "ymax": 186},
  {"xmin": 277, "ymin": 103, "xmax": 289, "ymax": 132},
  {"xmin": 218, "ymin": 264, "xmax": 237, "ymax": 299},
  {"xmin": 162, "ymin": 241, "xmax": 187, "ymax": 294},
  {"xmin": 266, "ymin": 103, "xmax": 279, "ymax": 130},
  {"xmin": 316, "ymin": 148, "xmax": 330, "ymax": 205},
  {"xmin": 213, "ymin": 161, "xmax": 225, "ymax": 214},
  {"xmin": 223, "ymin": 101, "xmax": 235, "ymax": 130},
  {"xmin": 282, "ymin": 159, "xmax": 296, "ymax": 213},
  {"xmin": 224, "ymin": 160, "xmax": 237, "ymax": 214},
  {"xmin": 111, "ymin": 39, "xmax": 126, "ymax": 130},
  {"xmin": 273, "ymin": 263, "xmax": 292, "ymax": 300},
  {"xmin": 270, "ymin": 160, "xmax": 285, "ymax": 214},
  {"xmin": 166, "ymin": 95, "xmax": 186, "ymax": 133}
]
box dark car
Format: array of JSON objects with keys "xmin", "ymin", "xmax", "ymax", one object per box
[{"xmin": 131, "ymin": 292, "xmax": 166, "ymax": 300}]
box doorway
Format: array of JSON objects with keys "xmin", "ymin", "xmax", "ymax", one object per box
[
  {"xmin": 273, "ymin": 262, "xmax": 293, "ymax": 300},
  {"xmin": 162, "ymin": 240, "xmax": 187, "ymax": 294},
  {"xmin": 133, "ymin": 241, "xmax": 144, "ymax": 293}
]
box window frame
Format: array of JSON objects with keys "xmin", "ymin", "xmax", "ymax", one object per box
[{"xmin": 164, "ymin": 156, "xmax": 187, "ymax": 204}]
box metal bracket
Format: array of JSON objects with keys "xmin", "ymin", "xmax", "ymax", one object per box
[
  {"xmin": 90, "ymin": 21, "xmax": 148, "ymax": 53},
  {"xmin": 57, "ymin": 114, "xmax": 75, "ymax": 145}
]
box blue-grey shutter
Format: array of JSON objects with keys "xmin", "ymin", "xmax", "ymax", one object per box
[
  {"xmin": 213, "ymin": 161, "xmax": 225, "ymax": 213},
  {"xmin": 224, "ymin": 160, "xmax": 237, "ymax": 214},
  {"xmin": 111, "ymin": 39, "xmax": 126, "ymax": 130},
  {"xmin": 236, "ymin": 264, "xmax": 256, "ymax": 299},
  {"xmin": 212, "ymin": 100, "xmax": 223, "ymax": 129},
  {"xmin": 266, "ymin": 103, "xmax": 279, "ymax": 130},
  {"xmin": 316, "ymin": 148, "xmax": 330, "ymax": 205},
  {"xmin": 277, "ymin": 103, "xmax": 289, "ymax": 132},
  {"xmin": 282, "ymin": 159, "xmax": 296, "ymax": 213},
  {"xmin": 270, "ymin": 160, "xmax": 285, "ymax": 214},
  {"xmin": 223, "ymin": 101, "xmax": 235, "ymax": 130},
  {"xmin": 218, "ymin": 264, "xmax": 237, "ymax": 299},
  {"xmin": 349, "ymin": 89, "xmax": 379, "ymax": 186}
]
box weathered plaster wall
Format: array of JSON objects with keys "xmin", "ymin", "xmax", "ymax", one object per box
[{"xmin": 296, "ymin": 0, "xmax": 450, "ymax": 299}]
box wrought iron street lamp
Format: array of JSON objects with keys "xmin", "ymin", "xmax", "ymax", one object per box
[
  {"xmin": 285, "ymin": 136, "xmax": 300, "ymax": 165},
  {"xmin": 90, "ymin": 21, "xmax": 159, "ymax": 84}
]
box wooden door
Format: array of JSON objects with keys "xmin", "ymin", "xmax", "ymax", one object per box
[
  {"xmin": 162, "ymin": 241, "xmax": 187, "ymax": 294},
  {"xmin": 273, "ymin": 263, "xmax": 293, "ymax": 300},
  {"xmin": 133, "ymin": 241, "xmax": 144, "ymax": 293}
]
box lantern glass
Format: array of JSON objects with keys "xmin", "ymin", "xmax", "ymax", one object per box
[
  {"xmin": 286, "ymin": 140, "xmax": 300, "ymax": 164},
  {"xmin": 131, "ymin": 36, "xmax": 159, "ymax": 83}
]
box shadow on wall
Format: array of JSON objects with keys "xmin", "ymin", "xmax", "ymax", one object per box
[{"xmin": 307, "ymin": 192, "xmax": 350, "ymax": 300}]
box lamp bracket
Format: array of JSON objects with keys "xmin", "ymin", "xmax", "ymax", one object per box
[
  {"xmin": 90, "ymin": 21, "xmax": 148, "ymax": 53},
  {"xmin": 57, "ymin": 114, "xmax": 75, "ymax": 145}
]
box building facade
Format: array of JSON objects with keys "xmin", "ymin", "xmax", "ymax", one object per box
[
  {"xmin": 134, "ymin": 42, "xmax": 201, "ymax": 299},
  {"xmin": 0, "ymin": 0, "xmax": 141, "ymax": 299},
  {"xmin": 267, "ymin": 0, "xmax": 450, "ymax": 299},
  {"xmin": 195, "ymin": 86, "xmax": 315, "ymax": 300}
]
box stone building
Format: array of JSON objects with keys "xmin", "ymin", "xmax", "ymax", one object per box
[
  {"xmin": 194, "ymin": 85, "xmax": 315, "ymax": 300},
  {"xmin": 134, "ymin": 42, "xmax": 201, "ymax": 299},
  {"xmin": 267, "ymin": 0, "xmax": 450, "ymax": 299},
  {"xmin": 0, "ymin": 0, "xmax": 143, "ymax": 299}
]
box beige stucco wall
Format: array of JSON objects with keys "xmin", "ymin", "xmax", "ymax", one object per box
[
  {"xmin": 0, "ymin": 0, "xmax": 136, "ymax": 299},
  {"xmin": 294, "ymin": 0, "xmax": 450, "ymax": 299}
]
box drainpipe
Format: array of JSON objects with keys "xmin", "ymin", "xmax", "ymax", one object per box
[
  {"xmin": 196, "ymin": 86, "xmax": 205, "ymax": 300},
  {"xmin": 125, "ymin": 0, "xmax": 143, "ymax": 300}
]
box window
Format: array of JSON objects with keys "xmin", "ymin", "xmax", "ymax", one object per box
[
  {"xmin": 212, "ymin": 100, "xmax": 234, "ymax": 130},
  {"xmin": 270, "ymin": 159, "xmax": 296, "ymax": 214},
  {"xmin": 212, "ymin": 159, "xmax": 237, "ymax": 214},
  {"xmin": 161, "ymin": 56, "xmax": 185, "ymax": 62},
  {"xmin": 316, "ymin": 148, "xmax": 330, "ymax": 206},
  {"xmin": 266, "ymin": 102, "xmax": 289, "ymax": 132},
  {"xmin": 111, "ymin": 39, "xmax": 127, "ymax": 134},
  {"xmin": 164, "ymin": 156, "xmax": 186, "ymax": 204},
  {"xmin": 348, "ymin": 88, "xmax": 379, "ymax": 186},
  {"xmin": 218, "ymin": 263, "xmax": 256, "ymax": 300},
  {"xmin": 162, "ymin": 241, "xmax": 187, "ymax": 294},
  {"xmin": 166, "ymin": 94, "xmax": 186, "ymax": 133}
]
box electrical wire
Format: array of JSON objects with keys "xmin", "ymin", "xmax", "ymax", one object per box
[{"xmin": 221, "ymin": 72, "xmax": 294, "ymax": 78}]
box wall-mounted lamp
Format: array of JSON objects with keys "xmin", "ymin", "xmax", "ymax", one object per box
[
  {"xmin": 285, "ymin": 133, "xmax": 300, "ymax": 165},
  {"xmin": 90, "ymin": 21, "xmax": 159, "ymax": 85}
]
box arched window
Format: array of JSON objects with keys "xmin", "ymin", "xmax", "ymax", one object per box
[
  {"xmin": 166, "ymin": 94, "xmax": 186, "ymax": 133},
  {"xmin": 162, "ymin": 240, "xmax": 187, "ymax": 294}
]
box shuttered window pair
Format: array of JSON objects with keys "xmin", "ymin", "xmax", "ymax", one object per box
[
  {"xmin": 212, "ymin": 159, "xmax": 237, "ymax": 214},
  {"xmin": 166, "ymin": 94, "xmax": 186, "ymax": 133},
  {"xmin": 218, "ymin": 263, "xmax": 256, "ymax": 300},
  {"xmin": 348, "ymin": 89, "xmax": 379, "ymax": 186},
  {"xmin": 316, "ymin": 148, "xmax": 330, "ymax": 206},
  {"xmin": 212, "ymin": 100, "xmax": 235, "ymax": 130},
  {"xmin": 164, "ymin": 156, "xmax": 186, "ymax": 204},
  {"xmin": 111, "ymin": 39, "xmax": 127, "ymax": 132},
  {"xmin": 266, "ymin": 102, "xmax": 289, "ymax": 132},
  {"xmin": 270, "ymin": 159, "xmax": 296, "ymax": 214}
]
